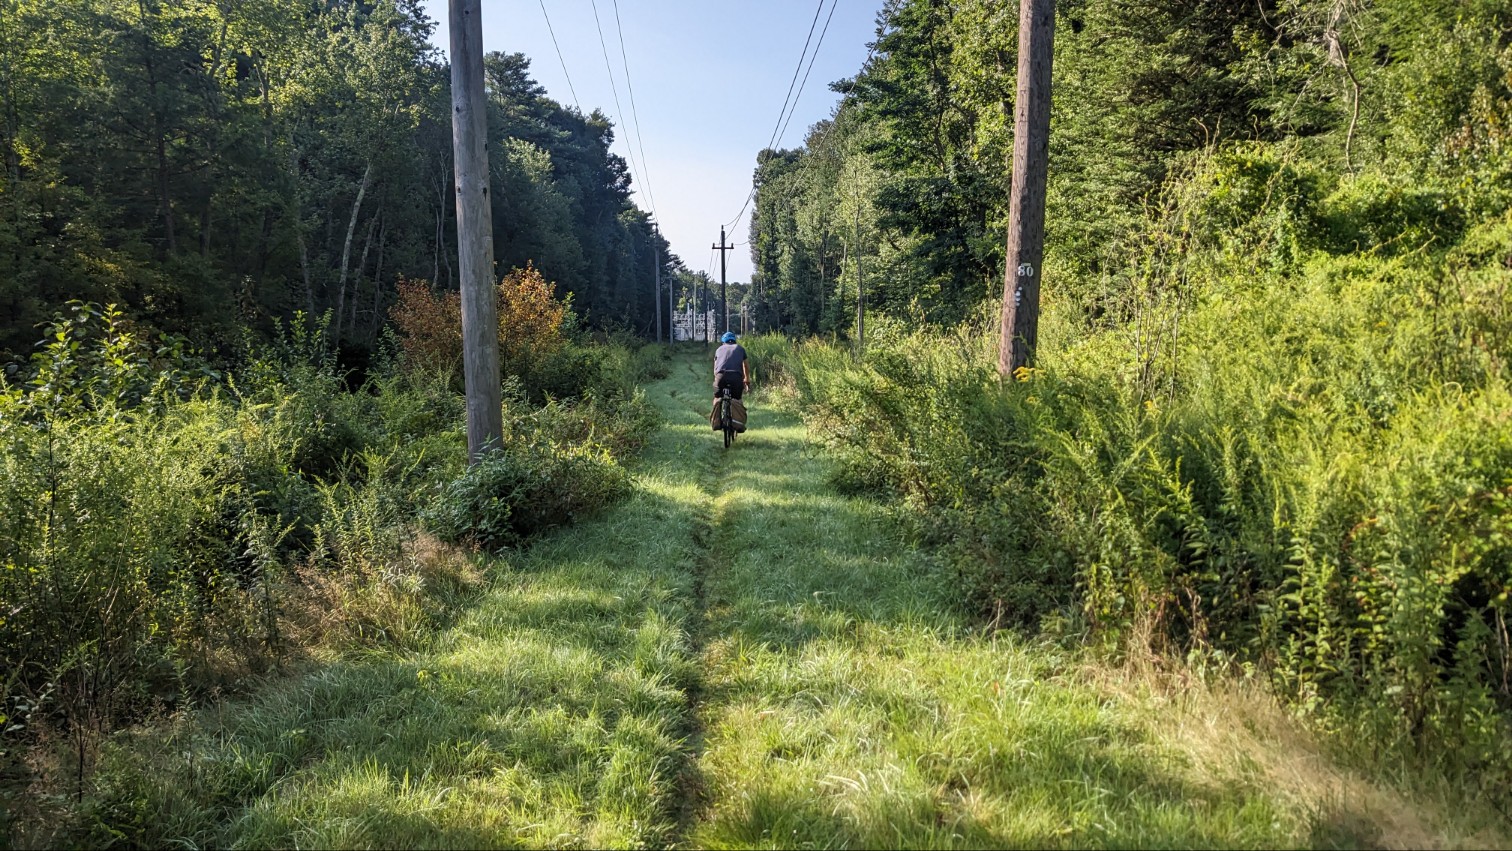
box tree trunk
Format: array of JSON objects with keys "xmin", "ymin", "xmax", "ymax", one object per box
[
  {"xmin": 288, "ymin": 138, "xmax": 315, "ymax": 317},
  {"xmin": 369, "ymin": 218, "xmax": 388, "ymax": 340},
  {"xmin": 138, "ymin": 0, "xmax": 177, "ymax": 254},
  {"xmin": 252, "ymin": 68, "xmax": 274, "ymax": 292},
  {"xmin": 335, "ymin": 160, "xmax": 373, "ymax": 339},
  {"xmin": 0, "ymin": 3, "xmax": 23, "ymax": 267},
  {"xmin": 855, "ymin": 201, "xmax": 864, "ymax": 349},
  {"xmin": 351, "ymin": 209, "xmax": 379, "ymax": 336}
]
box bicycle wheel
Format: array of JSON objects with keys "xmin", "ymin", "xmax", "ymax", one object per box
[{"xmin": 723, "ymin": 425, "xmax": 732, "ymax": 448}]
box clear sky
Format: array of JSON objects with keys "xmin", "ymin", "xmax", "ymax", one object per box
[{"xmin": 415, "ymin": 0, "xmax": 883, "ymax": 282}]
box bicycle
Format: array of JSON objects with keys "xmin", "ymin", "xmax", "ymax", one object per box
[{"xmin": 720, "ymin": 387, "xmax": 737, "ymax": 448}]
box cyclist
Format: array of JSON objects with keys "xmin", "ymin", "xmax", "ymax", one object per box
[{"xmin": 713, "ymin": 331, "xmax": 750, "ymax": 400}]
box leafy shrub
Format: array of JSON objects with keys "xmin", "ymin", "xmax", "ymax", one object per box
[
  {"xmin": 421, "ymin": 442, "xmax": 631, "ymax": 552},
  {"xmin": 528, "ymin": 391, "xmax": 661, "ymax": 459},
  {"xmin": 770, "ymin": 148, "xmax": 1512, "ymax": 779},
  {"xmin": 388, "ymin": 264, "xmax": 572, "ymax": 391},
  {"xmin": 634, "ymin": 343, "xmax": 671, "ymax": 381},
  {"xmin": 0, "ymin": 308, "xmax": 472, "ymax": 758},
  {"xmin": 387, "ymin": 277, "xmax": 463, "ymax": 375},
  {"xmin": 526, "ymin": 344, "xmax": 605, "ymax": 401}
]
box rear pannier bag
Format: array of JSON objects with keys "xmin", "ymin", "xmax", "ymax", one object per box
[{"xmin": 709, "ymin": 398, "xmax": 748, "ymax": 433}]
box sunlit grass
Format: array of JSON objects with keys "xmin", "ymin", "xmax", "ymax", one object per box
[
  {"xmin": 78, "ymin": 353, "xmax": 721, "ymax": 849},
  {"xmin": 74, "ymin": 347, "xmax": 1506, "ymax": 849},
  {"xmin": 687, "ymin": 371, "xmax": 1504, "ymax": 850}
]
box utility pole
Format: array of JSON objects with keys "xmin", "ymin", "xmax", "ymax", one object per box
[
  {"xmin": 450, "ymin": 0, "xmax": 501, "ymax": 461},
  {"xmin": 998, "ymin": 0, "xmax": 1055, "ymax": 376},
  {"xmin": 653, "ymin": 229, "xmax": 662, "ymax": 343},
  {"xmin": 713, "ymin": 225, "xmax": 734, "ymax": 334}
]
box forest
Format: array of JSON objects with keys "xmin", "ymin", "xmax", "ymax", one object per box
[
  {"xmin": 3, "ymin": 0, "xmax": 1512, "ymax": 845},
  {"xmin": 0, "ymin": 0, "xmax": 677, "ymax": 364}
]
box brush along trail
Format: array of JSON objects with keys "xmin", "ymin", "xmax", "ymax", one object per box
[{"xmin": 93, "ymin": 350, "xmax": 1490, "ymax": 849}]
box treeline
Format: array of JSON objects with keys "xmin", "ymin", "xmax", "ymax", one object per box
[
  {"xmin": 750, "ymin": 0, "xmax": 1512, "ymax": 781},
  {"xmin": 749, "ymin": 0, "xmax": 1509, "ymax": 334},
  {"xmin": 0, "ymin": 0, "xmax": 676, "ymax": 361}
]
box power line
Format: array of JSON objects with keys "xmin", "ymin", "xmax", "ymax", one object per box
[
  {"xmin": 763, "ymin": 0, "xmax": 827, "ymax": 154},
  {"xmin": 588, "ymin": 0, "xmax": 652, "ymax": 215},
  {"xmin": 610, "ymin": 0, "xmax": 659, "ymax": 219},
  {"xmin": 536, "ymin": 0, "xmax": 580, "ymax": 112},
  {"xmin": 724, "ymin": 0, "xmax": 836, "ymax": 231},
  {"xmin": 774, "ymin": 0, "xmax": 840, "ymax": 154}
]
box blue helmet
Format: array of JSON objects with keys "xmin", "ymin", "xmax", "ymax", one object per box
[{"xmin": 721, "ymin": 332, "xmax": 737, "ymax": 344}]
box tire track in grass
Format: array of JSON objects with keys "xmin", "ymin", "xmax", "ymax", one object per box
[
  {"xmin": 669, "ymin": 351, "xmax": 743, "ymax": 847},
  {"xmin": 672, "ymin": 378, "xmax": 715, "ymax": 845}
]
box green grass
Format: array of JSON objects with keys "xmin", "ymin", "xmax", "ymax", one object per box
[
  {"xmin": 70, "ymin": 347, "xmax": 1505, "ymax": 849},
  {"xmin": 688, "ymin": 370, "xmax": 1295, "ymax": 849},
  {"xmin": 76, "ymin": 353, "xmax": 719, "ymax": 849}
]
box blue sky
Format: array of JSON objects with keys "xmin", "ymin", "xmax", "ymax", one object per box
[{"xmin": 416, "ymin": 0, "xmax": 883, "ymax": 282}]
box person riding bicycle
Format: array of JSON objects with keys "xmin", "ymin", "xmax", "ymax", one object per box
[{"xmin": 713, "ymin": 331, "xmax": 750, "ymax": 400}]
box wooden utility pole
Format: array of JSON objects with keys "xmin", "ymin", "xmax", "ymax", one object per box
[
  {"xmin": 998, "ymin": 0, "xmax": 1055, "ymax": 376},
  {"xmin": 713, "ymin": 225, "xmax": 734, "ymax": 334},
  {"xmin": 450, "ymin": 0, "xmax": 502, "ymax": 460},
  {"xmin": 653, "ymin": 232, "xmax": 662, "ymax": 343}
]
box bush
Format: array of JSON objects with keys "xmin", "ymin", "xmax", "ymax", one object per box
[
  {"xmin": 388, "ymin": 264, "xmax": 571, "ymax": 391},
  {"xmin": 421, "ymin": 442, "xmax": 631, "ymax": 552},
  {"xmin": 0, "ymin": 310, "xmax": 471, "ymax": 751},
  {"xmin": 0, "ymin": 302, "xmax": 663, "ymax": 844}
]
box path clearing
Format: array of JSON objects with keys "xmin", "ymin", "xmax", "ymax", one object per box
[{"xmin": 96, "ymin": 350, "xmax": 1494, "ymax": 849}]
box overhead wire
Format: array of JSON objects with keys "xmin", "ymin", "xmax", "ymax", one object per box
[
  {"xmin": 761, "ymin": 0, "xmax": 827, "ymax": 154},
  {"xmin": 588, "ymin": 0, "xmax": 652, "ymax": 215},
  {"xmin": 773, "ymin": 0, "xmax": 840, "ymax": 154},
  {"xmin": 610, "ymin": 0, "xmax": 659, "ymax": 219},
  {"xmin": 536, "ymin": 0, "xmax": 580, "ymax": 112},
  {"xmin": 723, "ymin": 0, "xmax": 838, "ymax": 232}
]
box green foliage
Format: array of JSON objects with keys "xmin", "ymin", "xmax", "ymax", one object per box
[
  {"xmin": 773, "ymin": 205, "xmax": 1512, "ymax": 786},
  {"xmin": 743, "ymin": 0, "xmax": 1512, "ymax": 784},
  {"xmin": 422, "ymin": 442, "xmax": 631, "ymax": 553},
  {"xmin": 0, "ymin": 0, "xmax": 676, "ymax": 362},
  {"xmin": 0, "ymin": 300, "xmax": 655, "ymax": 802},
  {"xmin": 421, "ymin": 362, "xmax": 656, "ymax": 551}
]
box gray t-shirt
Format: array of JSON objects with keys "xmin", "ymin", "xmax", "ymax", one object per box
[{"xmin": 714, "ymin": 343, "xmax": 746, "ymax": 375}]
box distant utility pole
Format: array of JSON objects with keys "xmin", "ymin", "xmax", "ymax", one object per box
[
  {"xmin": 653, "ymin": 230, "xmax": 662, "ymax": 343},
  {"xmin": 713, "ymin": 225, "xmax": 735, "ymax": 334},
  {"xmin": 450, "ymin": 0, "xmax": 501, "ymax": 460},
  {"xmin": 998, "ymin": 0, "xmax": 1055, "ymax": 376}
]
